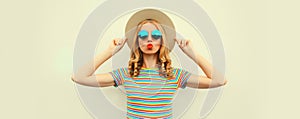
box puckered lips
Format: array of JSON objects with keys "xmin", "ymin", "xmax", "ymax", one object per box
[{"xmin": 147, "ymin": 44, "xmax": 153, "ymax": 50}]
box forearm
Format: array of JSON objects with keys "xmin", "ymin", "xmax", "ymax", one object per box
[
  {"xmin": 176, "ymin": 39, "xmax": 227, "ymax": 87},
  {"xmin": 192, "ymin": 52, "xmax": 213, "ymax": 79},
  {"xmin": 73, "ymin": 48, "xmax": 113, "ymax": 79},
  {"xmin": 191, "ymin": 51, "xmax": 227, "ymax": 85},
  {"xmin": 188, "ymin": 49, "xmax": 226, "ymax": 83}
]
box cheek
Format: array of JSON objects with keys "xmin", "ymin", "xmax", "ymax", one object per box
[
  {"xmin": 156, "ymin": 40, "xmax": 162, "ymax": 45},
  {"xmin": 155, "ymin": 41, "xmax": 161, "ymax": 50},
  {"xmin": 138, "ymin": 40, "xmax": 143, "ymax": 47}
]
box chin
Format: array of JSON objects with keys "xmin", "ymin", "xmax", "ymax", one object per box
[
  {"xmin": 143, "ymin": 51, "xmax": 158, "ymax": 55},
  {"xmin": 140, "ymin": 48, "xmax": 160, "ymax": 54}
]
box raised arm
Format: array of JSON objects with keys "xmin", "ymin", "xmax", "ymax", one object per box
[
  {"xmin": 186, "ymin": 51, "xmax": 227, "ymax": 89},
  {"xmin": 175, "ymin": 38, "xmax": 227, "ymax": 89},
  {"xmin": 71, "ymin": 38, "xmax": 127, "ymax": 87}
]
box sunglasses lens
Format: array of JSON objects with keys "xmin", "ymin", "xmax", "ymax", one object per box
[
  {"xmin": 152, "ymin": 35, "xmax": 161, "ymax": 39},
  {"xmin": 138, "ymin": 30, "xmax": 162, "ymax": 40},
  {"xmin": 138, "ymin": 30, "xmax": 148, "ymax": 40},
  {"xmin": 151, "ymin": 30, "xmax": 162, "ymax": 40}
]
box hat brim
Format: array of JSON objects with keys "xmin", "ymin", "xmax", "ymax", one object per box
[{"xmin": 125, "ymin": 9, "xmax": 176, "ymax": 51}]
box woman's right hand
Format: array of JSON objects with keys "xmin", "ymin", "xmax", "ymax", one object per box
[{"xmin": 108, "ymin": 38, "xmax": 128, "ymax": 55}]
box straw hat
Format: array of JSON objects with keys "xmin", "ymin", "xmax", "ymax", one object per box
[{"xmin": 125, "ymin": 9, "xmax": 176, "ymax": 51}]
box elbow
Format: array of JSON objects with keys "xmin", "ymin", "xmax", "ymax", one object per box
[
  {"xmin": 216, "ymin": 79, "xmax": 228, "ymax": 87},
  {"xmin": 71, "ymin": 75, "xmax": 80, "ymax": 84},
  {"xmin": 195, "ymin": 76, "xmax": 227, "ymax": 89},
  {"xmin": 223, "ymin": 79, "xmax": 228, "ymax": 86},
  {"xmin": 71, "ymin": 74, "xmax": 102, "ymax": 87},
  {"xmin": 71, "ymin": 74, "xmax": 87, "ymax": 85},
  {"xmin": 208, "ymin": 78, "xmax": 228, "ymax": 89}
]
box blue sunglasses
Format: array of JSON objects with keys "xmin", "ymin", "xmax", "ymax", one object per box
[{"xmin": 138, "ymin": 30, "xmax": 162, "ymax": 40}]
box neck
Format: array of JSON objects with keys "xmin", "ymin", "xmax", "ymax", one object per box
[{"xmin": 142, "ymin": 53, "xmax": 158, "ymax": 68}]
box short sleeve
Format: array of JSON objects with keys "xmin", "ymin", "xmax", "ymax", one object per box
[
  {"xmin": 109, "ymin": 68, "xmax": 128, "ymax": 87},
  {"xmin": 173, "ymin": 68, "xmax": 192, "ymax": 89}
]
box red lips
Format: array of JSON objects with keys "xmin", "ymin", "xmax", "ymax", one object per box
[{"xmin": 147, "ymin": 44, "xmax": 153, "ymax": 49}]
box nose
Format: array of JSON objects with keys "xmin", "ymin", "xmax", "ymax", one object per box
[{"xmin": 147, "ymin": 35, "xmax": 153, "ymax": 42}]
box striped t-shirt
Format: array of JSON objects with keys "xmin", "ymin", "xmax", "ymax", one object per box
[{"xmin": 109, "ymin": 67, "xmax": 192, "ymax": 119}]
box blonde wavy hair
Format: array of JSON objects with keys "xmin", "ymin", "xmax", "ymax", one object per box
[{"xmin": 128, "ymin": 19, "xmax": 174, "ymax": 79}]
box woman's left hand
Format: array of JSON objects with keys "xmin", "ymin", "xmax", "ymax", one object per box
[{"xmin": 174, "ymin": 38, "xmax": 196, "ymax": 59}]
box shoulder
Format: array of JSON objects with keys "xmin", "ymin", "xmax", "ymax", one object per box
[
  {"xmin": 172, "ymin": 67, "xmax": 184, "ymax": 72},
  {"xmin": 120, "ymin": 67, "xmax": 129, "ymax": 72},
  {"xmin": 172, "ymin": 67, "xmax": 191, "ymax": 74},
  {"xmin": 111, "ymin": 67, "xmax": 129, "ymax": 74}
]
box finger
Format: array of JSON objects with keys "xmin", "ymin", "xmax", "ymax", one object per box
[
  {"xmin": 183, "ymin": 40, "xmax": 187, "ymax": 47},
  {"xmin": 180, "ymin": 40, "xmax": 184, "ymax": 48},
  {"xmin": 118, "ymin": 39, "xmax": 123, "ymax": 44},
  {"xmin": 116, "ymin": 39, "xmax": 120, "ymax": 45},
  {"xmin": 186, "ymin": 40, "xmax": 190, "ymax": 46},
  {"xmin": 116, "ymin": 39, "xmax": 123, "ymax": 45},
  {"xmin": 176, "ymin": 38, "xmax": 183, "ymax": 45},
  {"xmin": 174, "ymin": 38, "xmax": 179, "ymax": 44},
  {"xmin": 117, "ymin": 37, "xmax": 124, "ymax": 45},
  {"xmin": 113, "ymin": 39, "xmax": 118, "ymax": 45},
  {"xmin": 178, "ymin": 39, "xmax": 182, "ymax": 47}
]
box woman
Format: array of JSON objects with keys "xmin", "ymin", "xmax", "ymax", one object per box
[{"xmin": 72, "ymin": 9, "xmax": 227, "ymax": 119}]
